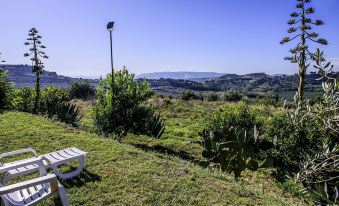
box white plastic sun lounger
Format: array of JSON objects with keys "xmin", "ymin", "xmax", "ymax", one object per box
[
  {"xmin": 0, "ymin": 147, "xmax": 87, "ymax": 183},
  {"xmin": 0, "ymin": 157, "xmax": 69, "ymax": 206}
]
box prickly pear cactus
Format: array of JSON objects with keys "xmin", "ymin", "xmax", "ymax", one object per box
[{"xmin": 199, "ymin": 126, "xmax": 275, "ymax": 179}]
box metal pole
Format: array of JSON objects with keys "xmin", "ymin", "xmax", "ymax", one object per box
[{"xmin": 109, "ymin": 30, "xmax": 115, "ymax": 129}]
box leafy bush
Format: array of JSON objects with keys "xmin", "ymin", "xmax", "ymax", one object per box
[
  {"xmin": 206, "ymin": 92, "xmax": 219, "ymax": 102},
  {"xmin": 204, "ymin": 102, "xmax": 258, "ymax": 132},
  {"xmin": 264, "ymin": 52, "xmax": 339, "ymax": 173},
  {"xmin": 263, "ymin": 111, "xmax": 323, "ymax": 172},
  {"xmin": 0, "ymin": 70, "xmax": 13, "ymax": 111},
  {"xmin": 223, "ymin": 91, "xmax": 242, "ymax": 102},
  {"xmin": 93, "ymin": 68, "xmax": 165, "ymax": 138},
  {"xmin": 162, "ymin": 97, "xmax": 172, "ymax": 106},
  {"xmin": 69, "ymin": 80, "xmax": 96, "ymax": 100},
  {"xmin": 297, "ymin": 144, "xmax": 338, "ymax": 205},
  {"xmin": 293, "ymin": 52, "xmax": 339, "ymax": 204},
  {"xmin": 261, "ymin": 51, "xmax": 339, "ymax": 205},
  {"xmin": 12, "ymin": 86, "xmax": 34, "ymax": 112},
  {"xmin": 200, "ymin": 126, "xmax": 275, "ymax": 179},
  {"xmin": 179, "ymin": 90, "xmax": 203, "ymax": 101},
  {"xmin": 12, "ymin": 86, "xmax": 80, "ymax": 126},
  {"xmin": 40, "ymin": 86, "xmax": 69, "ymax": 118}
]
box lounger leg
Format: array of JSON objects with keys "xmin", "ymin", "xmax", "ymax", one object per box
[
  {"xmin": 57, "ymin": 183, "xmax": 69, "ymax": 206},
  {"xmin": 51, "ymin": 156, "xmax": 86, "ymax": 180},
  {"xmin": 0, "ymin": 197, "xmax": 9, "ymax": 206}
]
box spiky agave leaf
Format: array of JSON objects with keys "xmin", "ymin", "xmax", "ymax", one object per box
[
  {"xmin": 147, "ymin": 112, "xmax": 165, "ymax": 138},
  {"xmin": 56, "ymin": 102, "xmax": 82, "ymax": 126}
]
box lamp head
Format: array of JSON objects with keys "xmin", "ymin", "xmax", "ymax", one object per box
[{"xmin": 107, "ymin": 22, "xmax": 115, "ymax": 31}]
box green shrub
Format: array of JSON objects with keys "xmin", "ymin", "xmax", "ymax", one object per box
[
  {"xmin": 179, "ymin": 90, "xmax": 203, "ymax": 101},
  {"xmin": 263, "ymin": 103, "xmax": 333, "ymax": 173},
  {"xmin": 0, "ymin": 70, "xmax": 14, "ymax": 111},
  {"xmin": 291, "ymin": 49, "xmax": 339, "ymax": 205},
  {"xmin": 297, "ymin": 144, "xmax": 338, "ymax": 205},
  {"xmin": 93, "ymin": 68, "xmax": 165, "ymax": 138},
  {"xmin": 223, "ymin": 91, "xmax": 242, "ymax": 102},
  {"xmin": 206, "ymin": 92, "xmax": 219, "ymax": 102},
  {"xmin": 204, "ymin": 102, "xmax": 258, "ymax": 132},
  {"xmin": 12, "ymin": 86, "xmax": 34, "ymax": 112},
  {"xmin": 162, "ymin": 97, "xmax": 172, "ymax": 106},
  {"xmin": 13, "ymin": 86, "xmax": 80, "ymax": 126},
  {"xmin": 262, "ymin": 59, "xmax": 338, "ymax": 173},
  {"xmin": 40, "ymin": 86, "xmax": 69, "ymax": 118},
  {"xmin": 69, "ymin": 80, "xmax": 96, "ymax": 100}
]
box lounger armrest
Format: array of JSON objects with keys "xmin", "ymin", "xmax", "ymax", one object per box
[
  {"xmin": 0, "ymin": 148, "xmax": 38, "ymax": 160},
  {"xmin": 0, "ymin": 174, "xmax": 57, "ymax": 195},
  {"xmin": 0, "ymin": 157, "xmax": 43, "ymax": 173}
]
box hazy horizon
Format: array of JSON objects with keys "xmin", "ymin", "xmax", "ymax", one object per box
[
  {"xmin": 0, "ymin": 0, "xmax": 338, "ymax": 77},
  {"xmin": 1, "ymin": 63, "xmax": 322, "ymax": 79}
]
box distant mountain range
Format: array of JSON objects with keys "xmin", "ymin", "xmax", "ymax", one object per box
[
  {"xmin": 1, "ymin": 64, "xmax": 98, "ymax": 88},
  {"xmin": 2, "ymin": 65, "xmax": 337, "ymax": 97},
  {"xmin": 135, "ymin": 72, "xmax": 226, "ymax": 81}
]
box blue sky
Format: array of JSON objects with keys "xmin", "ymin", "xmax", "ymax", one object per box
[{"xmin": 0, "ymin": 0, "xmax": 338, "ymax": 77}]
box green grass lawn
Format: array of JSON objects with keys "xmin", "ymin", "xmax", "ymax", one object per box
[{"xmin": 0, "ymin": 112, "xmax": 306, "ymax": 205}]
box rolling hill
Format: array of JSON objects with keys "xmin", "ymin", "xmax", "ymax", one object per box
[
  {"xmin": 2, "ymin": 64, "xmax": 337, "ymax": 97},
  {"xmin": 1, "ymin": 64, "xmax": 98, "ymax": 88},
  {"xmin": 135, "ymin": 71, "xmax": 226, "ymax": 80}
]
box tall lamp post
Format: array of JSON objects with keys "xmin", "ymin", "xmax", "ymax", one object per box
[{"xmin": 107, "ymin": 21, "xmax": 115, "ymax": 130}]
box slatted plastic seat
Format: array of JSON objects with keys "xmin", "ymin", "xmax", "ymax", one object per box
[
  {"xmin": 0, "ymin": 148, "xmax": 87, "ymax": 183},
  {"xmin": 0, "ymin": 157, "xmax": 69, "ymax": 206}
]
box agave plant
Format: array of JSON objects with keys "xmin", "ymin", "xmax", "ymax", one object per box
[
  {"xmin": 147, "ymin": 112, "xmax": 165, "ymax": 138},
  {"xmin": 199, "ymin": 126, "xmax": 275, "ymax": 179},
  {"xmin": 56, "ymin": 102, "xmax": 82, "ymax": 126}
]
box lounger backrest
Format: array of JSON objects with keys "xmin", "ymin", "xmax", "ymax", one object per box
[{"xmin": 0, "ymin": 148, "xmax": 38, "ymax": 166}]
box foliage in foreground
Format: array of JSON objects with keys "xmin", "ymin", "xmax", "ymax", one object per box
[
  {"xmin": 265, "ymin": 50, "xmax": 339, "ymax": 204},
  {"xmin": 93, "ymin": 68, "xmax": 165, "ymax": 138},
  {"xmin": 295, "ymin": 52, "xmax": 339, "ymax": 204},
  {"xmin": 297, "ymin": 144, "xmax": 338, "ymax": 205}
]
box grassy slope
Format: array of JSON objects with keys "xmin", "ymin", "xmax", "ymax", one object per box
[
  {"xmin": 75, "ymin": 100, "xmax": 225, "ymax": 161},
  {"xmin": 76, "ymin": 100, "xmax": 281, "ymax": 162},
  {"xmin": 0, "ymin": 112, "xmax": 305, "ymax": 206}
]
